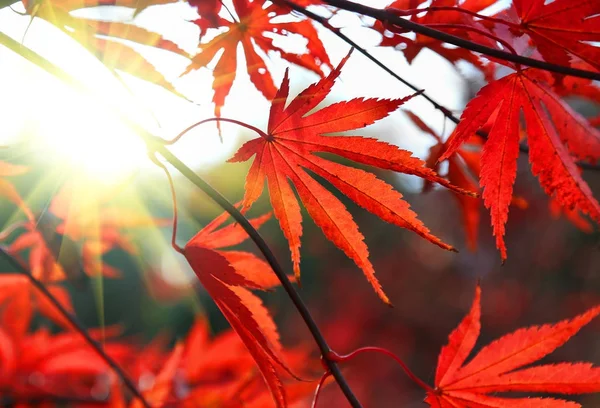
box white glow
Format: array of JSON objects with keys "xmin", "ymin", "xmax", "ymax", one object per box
[{"xmin": 36, "ymin": 90, "xmax": 147, "ymax": 181}]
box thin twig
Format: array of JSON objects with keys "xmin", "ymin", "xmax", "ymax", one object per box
[
  {"xmin": 0, "ymin": 247, "xmax": 150, "ymax": 408},
  {"xmin": 321, "ymin": 0, "xmax": 600, "ymax": 81},
  {"xmin": 328, "ymin": 347, "xmax": 433, "ymax": 392}
]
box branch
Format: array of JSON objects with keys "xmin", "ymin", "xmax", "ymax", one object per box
[
  {"xmin": 0, "ymin": 248, "xmax": 150, "ymax": 408},
  {"xmin": 321, "ymin": 0, "xmax": 600, "ymax": 81},
  {"xmin": 0, "ymin": 31, "xmax": 363, "ymax": 408}
]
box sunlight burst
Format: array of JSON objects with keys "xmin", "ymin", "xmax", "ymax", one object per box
[{"xmin": 37, "ymin": 92, "xmax": 147, "ymax": 182}]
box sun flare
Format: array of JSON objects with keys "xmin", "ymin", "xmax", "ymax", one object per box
[{"xmin": 36, "ymin": 91, "xmax": 147, "ymax": 182}]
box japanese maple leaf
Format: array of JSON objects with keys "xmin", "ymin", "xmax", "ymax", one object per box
[
  {"xmin": 7, "ymin": 221, "xmax": 124, "ymax": 289},
  {"xmin": 183, "ymin": 210, "xmax": 294, "ymax": 407},
  {"xmin": 189, "ymin": 208, "xmax": 283, "ymax": 290},
  {"xmin": 425, "ymin": 285, "xmax": 600, "ymax": 407},
  {"xmin": 129, "ymin": 343, "xmax": 184, "ymax": 408},
  {"xmin": 511, "ymin": 0, "xmax": 600, "ymax": 72},
  {"xmin": 440, "ymin": 68, "xmax": 600, "ymax": 260},
  {"xmin": 184, "ymin": 0, "xmax": 330, "ymax": 120},
  {"xmin": 45, "ymin": 180, "xmax": 169, "ymax": 276},
  {"xmin": 229, "ymin": 52, "xmax": 475, "ymax": 305}
]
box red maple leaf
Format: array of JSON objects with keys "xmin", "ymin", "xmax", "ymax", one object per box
[
  {"xmin": 183, "ymin": 0, "xmax": 330, "ymax": 121},
  {"xmin": 28, "ymin": 2, "xmax": 190, "ymax": 99},
  {"xmin": 425, "ymin": 285, "xmax": 600, "ymax": 407},
  {"xmin": 440, "ymin": 68, "xmax": 600, "ymax": 260},
  {"xmin": 183, "ymin": 210, "xmax": 293, "ymax": 407},
  {"xmin": 229, "ymin": 51, "xmax": 475, "ymax": 304}
]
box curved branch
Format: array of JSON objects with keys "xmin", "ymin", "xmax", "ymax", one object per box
[{"xmin": 0, "ymin": 248, "xmax": 150, "ymax": 408}]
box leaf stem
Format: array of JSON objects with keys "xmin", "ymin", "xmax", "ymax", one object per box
[
  {"xmin": 327, "ymin": 346, "xmax": 434, "ymax": 393},
  {"xmin": 151, "ymin": 143, "xmax": 364, "ymax": 408},
  {"xmin": 320, "ymin": 0, "xmax": 600, "ymax": 81},
  {"xmin": 147, "ymin": 152, "xmax": 184, "ymax": 254},
  {"xmin": 311, "ymin": 370, "xmax": 331, "ymax": 408},
  {"xmin": 0, "ymin": 247, "xmax": 150, "ymax": 408},
  {"xmin": 165, "ymin": 117, "xmax": 271, "ymax": 145}
]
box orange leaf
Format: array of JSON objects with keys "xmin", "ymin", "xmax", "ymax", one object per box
[{"xmin": 184, "ymin": 0, "xmax": 330, "ymax": 122}]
